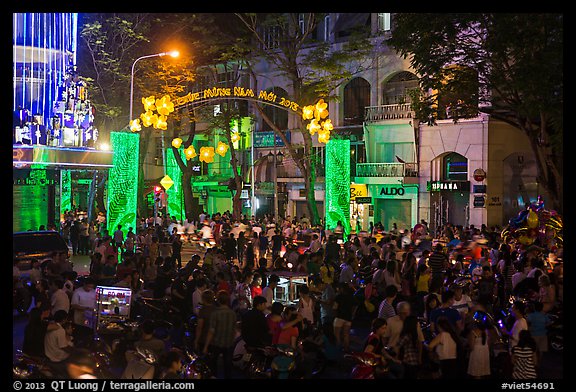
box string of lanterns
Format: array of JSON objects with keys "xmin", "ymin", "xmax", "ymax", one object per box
[{"xmin": 130, "ymin": 94, "xmax": 332, "ymax": 165}]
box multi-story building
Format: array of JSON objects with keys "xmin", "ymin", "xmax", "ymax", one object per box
[
  {"xmin": 235, "ymin": 13, "xmax": 541, "ymax": 233},
  {"xmin": 12, "ymin": 13, "xmax": 113, "ymax": 232}
]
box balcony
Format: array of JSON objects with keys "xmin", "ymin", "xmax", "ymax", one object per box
[
  {"xmin": 355, "ymin": 162, "xmax": 418, "ymax": 178},
  {"xmin": 365, "ymin": 104, "xmax": 414, "ymax": 122}
]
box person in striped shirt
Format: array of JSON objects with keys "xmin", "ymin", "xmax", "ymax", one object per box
[
  {"xmin": 428, "ymin": 243, "xmax": 448, "ymax": 291},
  {"xmin": 377, "ymin": 284, "xmax": 399, "ymax": 320},
  {"xmin": 511, "ymin": 330, "xmax": 538, "ymax": 379}
]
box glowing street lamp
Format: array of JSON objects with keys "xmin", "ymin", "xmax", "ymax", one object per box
[{"xmin": 129, "ymin": 50, "xmax": 179, "ymax": 123}]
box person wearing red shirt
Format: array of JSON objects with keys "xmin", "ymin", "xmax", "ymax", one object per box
[
  {"xmin": 250, "ymin": 273, "xmax": 263, "ymax": 299},
  {"xmin": 215, "ymin": 272, "xmax": 232, "ymax": 295}
]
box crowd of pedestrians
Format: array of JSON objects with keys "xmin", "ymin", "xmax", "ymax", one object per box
[{"xmin": 17, "ymin": 208, "xmax": 563, "ymax": 380}]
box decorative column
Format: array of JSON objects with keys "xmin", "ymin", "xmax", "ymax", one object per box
[{"xmin": 325, "ymin": 139, "xmax": 351, "ymax": 236}]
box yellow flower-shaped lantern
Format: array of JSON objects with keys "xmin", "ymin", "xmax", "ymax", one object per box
[
  {"xmin": 130, "ymin": 119, "xmax": 142, "ymax": 132},
  {"xmin": 315, "ymin": 99, "xmax": 329, "ymax": 120},
  {"xmin": 184, "ymin": 145, "xmax": 197, "ymax": 160},
  {"xmin": 302, "ymin": 99, "xmax": 331, "ymax": 143},
  {"xmin": 142, "ymin": 96, "xmax": 156, "ymax": 112},
  {"xmin": 199, "ymin": 147, "xmax": 215, "ymax": 163},
  {"xmin": 140, "ymin": 111, "xmax": 157, "ymax": 128},
  {"xmin": 230, "ymin": 132, "xmax": 241, "ymax": 143},
  {"xmin": 216, "ymin": 141, "xmax": 229, "ymax": 157},
  {"xmin": 153, "ymin": 115, "xmax": 168, "ymax": 130},
  {"xmin": 171, "ymin": 138, "xmax": 183, "ymax": 149},
  {"xmin": 155, "ymin": 95, "xmax": 175, "ymax": 117}
]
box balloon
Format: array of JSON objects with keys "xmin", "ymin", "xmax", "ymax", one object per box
[
  {"xmin": 518, "ymin": 235, "xmax": 535, "ymax": 245},
  {"xmin": 527, "ymin": 210, "xmax": 539, "ymax": 228}
]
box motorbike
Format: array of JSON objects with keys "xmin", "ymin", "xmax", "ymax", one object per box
[
  {"xmin": 344, "ymin": 351, "xmax": 380, "ymax": 379},
  {"xmin": 13, "ymin": 350, "xmax": 57, "ymax": 379},
  {"xmin": 13, "ymin": 277, "xmax": 33, "ymax": 315},
  {"xmin": 181, "ymin": 349, "xmax": 214, "ymax": 379},
  {"xmin": 547, "ymin": 306, "xmax": 563, "ymax": 352},
  {"xmin": 240, "ymin": 344, "xmax": 299, "ymax": 379}
]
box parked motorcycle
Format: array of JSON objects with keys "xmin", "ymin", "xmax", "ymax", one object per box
[
  {"xmin": 344, "ymin": 351, "xmax": 380, "ymax": 379},
  {"xmin": 13, "ymin": 277, "xmax": 33, "ymax": 315},
  {"xmin": 547, "ymin": 306, "xmax": 563, "ymax": 352}
]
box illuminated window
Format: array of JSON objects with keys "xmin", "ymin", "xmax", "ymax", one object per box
[{"xmin": 378, "ymin": 13, "xmax": 391, "ymax": 32}]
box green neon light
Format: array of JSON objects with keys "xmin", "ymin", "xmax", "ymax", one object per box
[
  {"xmin": 13, "ymin": 182, "xmax": 48, "ymax": 232},
  {"xmin": 60, "ymin": 170, "xmax": 72, "ymax": 217},
  {"xmin": 325, "ymin": 139, "xmax": 351, "ymax": 236},
  {"xmin": 166, "ymin": 148, "xmax": 184, "ymax": 221},
  {"xmin": 107, "ymin": 132, "xmax": 139, "ymax": 236}
]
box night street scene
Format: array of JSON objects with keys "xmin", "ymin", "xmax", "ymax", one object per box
[{"xmin": 12, "ymin": 12, "xmax": 563, "ymax": 386}]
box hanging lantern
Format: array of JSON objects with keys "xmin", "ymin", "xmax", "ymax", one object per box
[
  {"xmin": 184, "ymin": 145, "xmax": 197, "ymax": 160},
  {"xmin": 318, "ymin": 129, "xmax": 331, "ymax": 144},
  {"xmin": 315, "ymin": 99, "xmax": 329, "ymax": 120},
  {"xmin": 231, "ymin": 132, "xmax": 241, "ymax": 143},
  {"xmin": 155, "ymin": 95, "xmax": 175, "ymax": 116},
  {"xmin": 307, "ymin": 118, "xmax": 321, "ymax": 135},
  {"xmin": 216, "ymin": 141, "xmax": 229, "ymax": 157},
  {"xmin": 302, "ymin": 105, "xmax": 315, "ymax": 120},
  {"xmin": 171, "ymin": 138, "xmax": 183, "ymax": 149},
  {"xmin": 130, "ymin": 119, "xmax": 142, "ymax": 132},
  {"xmin": 140, "ymin": 110, "xmax": 157, "ymax": 127},
  {"xmin": 153, "ymin": 114, "xmax": 168, "ymax": 130},
  {"xmin": 321, "ymin": 118, "xmax": 334, "ymax": 132},
  {"xmin": 142, "ymin": 96, "xmax": 156, "ymax": 112},
  {"xmin": 199, "ymin": 146, "xmax": 215, "ymax": 163}
]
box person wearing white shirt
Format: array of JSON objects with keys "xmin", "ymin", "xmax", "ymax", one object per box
[
  {"xmin": 50, "ymin": 279, "xmax": 71, "ymax": 316},
  {"xmin": 70, "ymin": 278, "xmax": 97, "ymax": 347},
  {"xmin": 501, "ymin": 300, "xmax": 528, "ymax": 351},
  {"xmin": 192, "ymin": 278, "xmax": 208, "ymax": 316},
  {"xmin": 308, "ymin": 234, "xmax": 322, "ymax": 253},
  {"xmin": 262, "ymin": 274, "xmax": 280, "ymax": 312},
  {"xmin": 44, "ymin": 310, "xmax": 74, "ymax": 368}
]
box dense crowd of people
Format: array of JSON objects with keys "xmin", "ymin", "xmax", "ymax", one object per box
[{"xmin": 15, "ymin": 208, "xmax": 563, "ymax": 380}]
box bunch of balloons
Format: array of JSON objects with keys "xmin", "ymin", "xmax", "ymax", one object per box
[{"xmin": 501, "ymin": 196, "xmax": 563, "ymax": 247}]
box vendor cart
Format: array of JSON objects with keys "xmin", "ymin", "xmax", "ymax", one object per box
[
  {"xmin": 95, "ymin": 285, "xmax": 133, "ymax": 334},
  {"xmin": 271, "ymin": 272, "xmax": 309, "ymax": 305}
]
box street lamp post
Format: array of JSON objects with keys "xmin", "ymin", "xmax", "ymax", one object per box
[{"xmin": 129, "ymin": 50, "xmax": 179, "ymax": 122}]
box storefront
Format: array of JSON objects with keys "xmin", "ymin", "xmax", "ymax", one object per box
[
  {"xmin": 427, "ymin": 180, "xmax": 471, "ymax": 232},
  {"xmin": 369, "ymin": 183, "xmax": 418, "ymax": 234}
]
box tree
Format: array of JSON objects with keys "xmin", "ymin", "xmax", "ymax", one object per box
[
  {"xmin": 388, "ymin": 13, "xmax": 563, "ymax": 212},
  {"xmin": 79, "ymin": 13, "xmax": 197, "ymax": 219},
  {"xmin": 234, "ymin": 13, "xmax": 374, "ymax": 225}
]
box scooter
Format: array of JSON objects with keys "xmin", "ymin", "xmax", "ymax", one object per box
[{"xmin": 344, "ymin": 351, "xmax": 380, "ymax": 379}]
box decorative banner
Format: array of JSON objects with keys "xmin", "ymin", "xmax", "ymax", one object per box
[{"xmin": 325, "ymin": 139, "xmax": 351, "ymax": 236}]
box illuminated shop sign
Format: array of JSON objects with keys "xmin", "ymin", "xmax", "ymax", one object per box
[
  {"xmin": 427, "ymin": 180, "xmax": 470, "ymax": 192},
  {"xmin": 379, "ymin": 186, "xmax": 405, "ymax": 196}
]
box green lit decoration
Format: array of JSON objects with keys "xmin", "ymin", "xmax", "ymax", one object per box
[
  {"xmin": 325, "ymin": 139, "xmax": 351, "ymax": 236},
  {"xmin": 107, "ymin": 132, "xmax": 139, "ymax": 236},
  {"xmin": 60, "ymin": 169, "xmax": 72, "ymax": 219},
  {"xmin": 166, "ymin": 148, "xmax": 184, "ymax": 221}
]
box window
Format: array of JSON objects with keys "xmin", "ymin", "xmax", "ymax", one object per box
[
  {"xmin": 324, "ymin": 14, "xmax": 331, "ymax": 41},
  {"xmin": 382, "ymin": 71, "xmax": 419, "ymax": 105},
  {"xmin": 343, "ymin": 77, "xmax": 371, "ymax": 126},
  {"xmin": 443, "ymin": 152, "xmax": 468, "ymax": 181},
  {"xmin": 377, "ymin": 13, "xmax": 391, "ymax": 32},
  {"xmin": 299, "ymin": 13, "xmax": 305, "ymax": 34},
  {"xmin": 377, "ymin": 142, "xmax": 413, "ymax": 163},
  {"xmin": 155, "ymin": 137, "xmax": 164, "ymax": 166},
  {"xmin": 261, "ymin": 25, "xmax": 282, "ymax": 50},
  {"xmin": 261, "ymin": 87, "xmax": 289, "ymax": 132}
]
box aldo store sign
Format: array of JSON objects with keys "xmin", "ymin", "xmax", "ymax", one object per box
[{"xmin": 379, "ymin": 186, "xmax": 406, "ymax": 196}]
